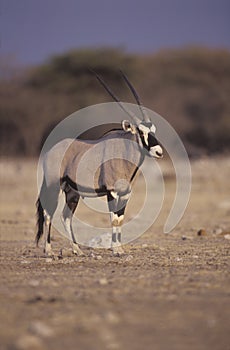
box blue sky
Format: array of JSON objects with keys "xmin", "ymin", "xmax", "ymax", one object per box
[{"xmin": 1, "ymin": 0, "xmax": 230, "ymax": 66}]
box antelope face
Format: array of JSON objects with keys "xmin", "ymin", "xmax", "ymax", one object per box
[
  {"xmin": 138, "ymin": 122, "xmax": 163, "ymax": 159},
  {"xmin": 93, "ymin": 70, "xmax": 163, "ymax": 160}
]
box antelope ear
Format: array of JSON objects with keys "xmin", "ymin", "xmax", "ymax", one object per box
[{"xmin": 122, "ymin": 120, "xmax": 137, "ymax": 134}]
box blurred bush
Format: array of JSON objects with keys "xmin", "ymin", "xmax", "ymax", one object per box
[{"xmin": 0, "ymin": 47, "xmax": 230, "ymax": 157}]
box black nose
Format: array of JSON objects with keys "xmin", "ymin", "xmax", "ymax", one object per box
[{"xmin": 156, "ymin": 150, "xmax": 163, "ymax": 158}]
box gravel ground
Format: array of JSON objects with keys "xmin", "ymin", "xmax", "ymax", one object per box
[{"xmin": 0, "ymin": 157, "xmax": 229, "ymax": 350}]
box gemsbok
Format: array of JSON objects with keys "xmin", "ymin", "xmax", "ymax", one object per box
[{"xmin": 36, "ymin": 72, "xmax": 163, "ymax": 256}]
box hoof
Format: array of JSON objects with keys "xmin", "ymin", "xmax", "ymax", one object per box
[
  {"xmin": 112, "ymin": 246, "xmax": 125, "ymax": 257},
  {"xmin": 72, "ymin": 243, "xmax": 85, "ymax": 257},
  {"xmin": 43, "ymin": 248, "xmax": 55, "ymax": 258},
  {"xmin": 72, "ymin": 249, "xmax": 85, "ymax": 257}
]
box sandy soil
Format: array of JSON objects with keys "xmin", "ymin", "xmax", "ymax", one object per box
[{"xmin": 0, "ymin": 157, "xmax": 229, "ymax": 350}]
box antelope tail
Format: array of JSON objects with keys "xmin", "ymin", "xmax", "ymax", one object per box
[{"xmin": 36, "ymin": 198, "xmax": 44, "ymax": 245}]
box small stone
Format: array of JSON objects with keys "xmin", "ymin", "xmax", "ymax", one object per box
[
  {"xmin": 95, "ymin": 255, "xmax": 103, "ymax": 260},
  {"xmin": 197, "ymin": 229, "xmax": 207, "ymax": 236},
  {"xmin": 89, "ymin": 232, "xmax": 112, "ymax": 248},
  {"xmin": 29, "ymin": 320, "xmax": 53, "ymax": 338},
  {"xmin": 124, "ymin": 254, "xmax": 133, "ymax": 262},
  {"xmin": 22, "ymin": 247, "xmax": 32, "ymax": 256},
  {"xmin": 59, "ymin": 248, "xmax": 73, "ymax": 257},
  {"xmin": 142, "ymin": 243, "xmax": 148, "ymax": 248},
  {"xmin": 99, "ymin": 278, "xmax": 108, "ymax": 285},
  {"xmin": 20, "ymin": 260, "xmax": 30, "ymax": 264},
  {"xmin": 158, "ymin": 246, "xmax": 165, "ymax": 251},
  {"xmin": 192, "ymin": 255, "xmax": 199, "ymax": 259},
  {"xmin": 224, "ymin": 234, "xmax": 230, "ymax": 240},
  {"xmin": 181, "ymin": 235, "xmax": 187, "ymax": 240},
  {"xmin": 175, "ymin": 257, "xmax": 182, "ymax": 262},
  {"xmin": 45, "ymin": 258, "xmax": 53, "ymax": 263},
  {"xmin": 28, "ymin": 280, "xmax": 40, "ymax": 287},
  {"xmin": 213, "ymin": 228, "xmax": 223, "ymax": 235}
]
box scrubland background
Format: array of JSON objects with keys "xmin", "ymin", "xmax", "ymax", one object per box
[{"xmin": 1, "ymin": 46, "xmax": 230, "ymax": 158}]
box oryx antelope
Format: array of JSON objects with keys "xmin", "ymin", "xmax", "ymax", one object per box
[{"xmin": 36, "ymin": 72, "xmax": 163, "ymax": 256}]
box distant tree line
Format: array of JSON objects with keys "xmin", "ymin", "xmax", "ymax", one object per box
[{"xmin": 0, "ymin": 47, "xmax": 230, "ymax": 157}]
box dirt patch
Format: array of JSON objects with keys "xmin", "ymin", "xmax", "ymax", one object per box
[{"xmin": 0, "ymin": 158, "xmax": 229, "ymax": 350}]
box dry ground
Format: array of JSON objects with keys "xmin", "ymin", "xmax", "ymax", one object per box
[{"xmin": 0, "ymin": 157, "xmax": 229, "ymax": 350}]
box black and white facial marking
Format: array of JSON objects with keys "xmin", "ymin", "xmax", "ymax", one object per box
[{"xmin": 138, "ymin": 122, "xmax": 163, "ymax": 158}]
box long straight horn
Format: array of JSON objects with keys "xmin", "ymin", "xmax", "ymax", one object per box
[
  {"xmin": 120, "ymin": 70, "xmax": 150, "ymax": 123},
  {"xmin": 91, "ymin": 70, "xmax": 141, "ymax": 125}
]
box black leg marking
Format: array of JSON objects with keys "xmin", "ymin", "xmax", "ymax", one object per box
[
  {"xmin": 112, "ymin": 232, "xmax": 117, "ymax": 243},
  {"xmin": 107, "ymin": 191, "xmax": 130, "ymax": 256},
  {"xmin": 117, "ymin": 231, "xmax": 121, "ymax": 244},
  {"xmin": 62, "ymin": 190, "xmax": 84, "ymax": 256},
  {"xmin": 47, "ymin": 222, "xmax": 51, "ymax": 244}
]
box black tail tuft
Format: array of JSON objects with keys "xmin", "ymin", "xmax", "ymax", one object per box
[{"xmin": 36, "ymin": 198, "xmax": 44, "ymax": 246}]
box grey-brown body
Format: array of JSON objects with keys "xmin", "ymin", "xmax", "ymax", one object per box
[
  {"xmin": 36, "ymin": 72, "xmax": 163, "ymax": 257},
  {"xmin": 61, "ymin": 130, "xmax": 143, "ymax": 195}
]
